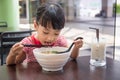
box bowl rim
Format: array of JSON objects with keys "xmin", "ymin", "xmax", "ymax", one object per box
[
  {"xmin": 33, "ymin": 46, "xmax": 70, "ymax": 55},
  {"xmin": 36, "ymin": 58, "xmax": 69, "ymax": 61}
]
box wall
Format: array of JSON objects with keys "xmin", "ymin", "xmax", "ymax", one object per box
[{"xmin": 0, "ymin": 0, "xmax": 19, "ymax": 31}]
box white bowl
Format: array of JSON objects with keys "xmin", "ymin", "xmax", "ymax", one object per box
[{"xmin": 33, "ymin": 47, "xmax": 71, "ymax": 71}]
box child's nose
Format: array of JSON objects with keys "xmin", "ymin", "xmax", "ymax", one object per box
[{"xmin": 47, "ymin": 36, "xmax": 54, "ymax": 42}]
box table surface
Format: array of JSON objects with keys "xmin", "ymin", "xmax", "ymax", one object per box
[{"xmin": 0, "ymin": 56, "xmax": 120, "ymax": 80}]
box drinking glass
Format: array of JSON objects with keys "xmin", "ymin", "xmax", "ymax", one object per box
[{"xmin": 90, "ymin": 37, "xmax": 106, "ymax": 67}]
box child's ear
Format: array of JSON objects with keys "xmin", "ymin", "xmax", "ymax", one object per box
[{"xmin": 33, "ymin": 20, "xmax": 39, "ymax": 30}]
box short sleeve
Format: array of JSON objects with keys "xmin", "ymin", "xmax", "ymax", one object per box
[{"xmin": 20, "ymin": 36, "xmax": 37, "ymax": 62}]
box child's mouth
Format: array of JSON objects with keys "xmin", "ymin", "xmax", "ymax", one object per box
[{"xmin": 44, "ymin": 41, "xmax": 53, "ymax": 46}]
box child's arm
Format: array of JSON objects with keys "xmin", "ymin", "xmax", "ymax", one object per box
[
  {"xmin": 6, "ymin": 43, "xmax": 26, "ymax": 65},
  {"xmin": 70, "ymin": 39, "xmax": 83, "ymax": 59}
]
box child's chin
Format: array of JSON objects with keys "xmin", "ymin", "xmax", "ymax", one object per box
[{"xmin": 43, "ymin": 44, "xmax": 52, "ymax": 46}]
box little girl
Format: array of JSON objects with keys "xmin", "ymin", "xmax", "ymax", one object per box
[{"xmin": 6, "ymin": 2, "xmax": 83, "ymax": 65}]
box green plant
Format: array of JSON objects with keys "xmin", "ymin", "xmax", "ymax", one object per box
[{"xmin": 116, "ymin": 4, "xmax": 120, "ymax": 13}]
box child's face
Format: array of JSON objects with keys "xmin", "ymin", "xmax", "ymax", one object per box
[{"xmin": 35, "ymin": 23, "xmax": 61, "ymax": 46}]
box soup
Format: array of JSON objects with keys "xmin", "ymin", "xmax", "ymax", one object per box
[{"xmin": 41, "ymin": 51, "xmax": 58, "ymax": 54}]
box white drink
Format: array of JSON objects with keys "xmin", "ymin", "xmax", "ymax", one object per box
[{"xmin": 90, "ymin": 38, "xmax": 106, "ymax": 67}]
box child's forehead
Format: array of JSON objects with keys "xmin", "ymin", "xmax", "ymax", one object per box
[
  {"xmin": 44, "ymin": 26, "xmax": 55, "ymax": 30},
  {"xmin": 44, "ymin": 26, "xmax": 51, "ymax": 30},
  {"xmin": 43, "ymin": 26, "xmax": 61, "ymax": 32},
  {"xmin": 38, "ymin": 20, "xmax": 51, "ymax": 27}
]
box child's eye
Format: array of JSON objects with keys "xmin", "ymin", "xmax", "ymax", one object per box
[
  {"xmin": 43, "ymin": 31, "xmax": 49, "ymax": 34},
  {"xmin": 54, "ymin": 33, "xmax": 59, "ymax": 35}
]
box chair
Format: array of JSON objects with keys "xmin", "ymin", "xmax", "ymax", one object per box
[{"xmin": 0, "ymin": 30, "xmax": 35, "ymax": 65}]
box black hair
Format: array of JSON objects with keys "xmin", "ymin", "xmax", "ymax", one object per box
[{"xmin": 36, "ymin": 2, "xmax": 65, "ymax": 30}]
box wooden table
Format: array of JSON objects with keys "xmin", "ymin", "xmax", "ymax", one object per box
[{"xmin": 0, "ymin": 56, "xmax": 120, "ymax": 80}]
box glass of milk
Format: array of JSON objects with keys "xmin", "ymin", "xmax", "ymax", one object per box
[{"xmin": 90, "ymin": 37, "xmax": 106, "ymax": 67}]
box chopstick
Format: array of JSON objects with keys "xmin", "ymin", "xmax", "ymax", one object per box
[
  {"xmin": 22, "ymin": 44, "xmax": 41, "ymax": 47},
  {"xmin": 22, "ymin": 44, "xmax": 49, "ymax": 47}
]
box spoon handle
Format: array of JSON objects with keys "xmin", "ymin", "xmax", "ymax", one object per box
[
  {"xmin": 58, "ymin": 37, "xmax": 83, "ymax": 53},
  {"xmin": 67, "ymin": 37, "xmax": 83, "ymax": 52},
  {"xmin": 66, "ymin": 43, "xmax": 74, "ymax": 52}
]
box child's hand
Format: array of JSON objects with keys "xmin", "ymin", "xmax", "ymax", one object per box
[
  {"xmin": 73, "ymin": 38, "xmax": 83, "ymax": 49},
  {"xmin": 10, "ymin": 42, "xmax": 24, "ymax": 56}
]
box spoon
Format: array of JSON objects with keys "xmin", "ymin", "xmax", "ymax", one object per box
[{"xmin": 56, "ymin": 37, "xmax": 83, "ymax": 54}]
